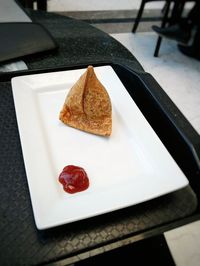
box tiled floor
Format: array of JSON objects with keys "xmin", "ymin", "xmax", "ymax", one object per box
[
  {"xmin": 165, "ymin": 221, "xmax": 200, "ymax": 266},
  {"xmin": 48, "ymin": 0, "xmax": 194, "ymax": 12},
  {"xmin": 111, "ymin": 32, "xmax": 200, "ymax": 135},
  {"xmin": 48, "ymin": 0, "xmax": 164, "ymax": 12}
]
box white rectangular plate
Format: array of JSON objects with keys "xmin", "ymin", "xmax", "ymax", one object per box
[{"xmin": 11, "ymin": 66, "xmax": 188, "ymax": 230}]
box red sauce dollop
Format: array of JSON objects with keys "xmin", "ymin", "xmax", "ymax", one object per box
[{"xmin": 59, "ymin": 165, "xmax": 89, "ymax": 194}]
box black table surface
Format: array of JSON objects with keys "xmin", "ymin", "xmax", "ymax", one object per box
[
  {"xmin": 20, "ymin": 10, "xmax": 144, "ymax": 73},
  {"xmin": 0, "ymin": 10, "xmax": 200, "ymax": 266}
]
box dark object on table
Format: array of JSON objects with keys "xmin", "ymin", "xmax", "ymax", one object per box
[{"xmin": 0, "ymin": 22, "xmax": 57, "ymax": 63}]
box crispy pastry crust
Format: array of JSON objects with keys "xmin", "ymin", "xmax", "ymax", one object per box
[{"xmin": 59, "ymin": 66, "xmax": 112, "ymax": 136}]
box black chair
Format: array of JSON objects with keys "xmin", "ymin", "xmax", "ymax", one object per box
[
  {"xmin": 132, "ymin": 0, "xmax": 174, "ymax": 34},
  {"xmin": 132, "ymin": 0, "xmax": 194, "ymax": 56},
  {"xmin": 17, "ymin": 0, "xmax": 47, "ymax": 11}
]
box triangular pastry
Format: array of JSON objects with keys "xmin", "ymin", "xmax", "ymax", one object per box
[{"xmin": 59, "ymin": 66, "xmax": 112, "ymax": 136}]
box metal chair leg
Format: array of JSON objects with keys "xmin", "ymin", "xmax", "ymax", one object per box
[
  {"xmin": 132, "ymin": 0, "xmax": 146, "ymax": 33},
  {"xmin": 154, "ymin": 0, "xmax": 171, "ymax": 57},
  {"xmin": 25, "ymin": 0, "xmax": 34, "ymax": 9},
  {"xmin": 154, "ymin": 36, "xmax": 162, "ymax": 57},
  {"xmin": 37, "ymin": 0, "xmax": 47, "ymax": 11}
]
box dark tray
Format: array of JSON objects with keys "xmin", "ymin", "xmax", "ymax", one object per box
[{"xmin": 0, "ymin": 63, "xmax": 199, "ymax": 265}]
